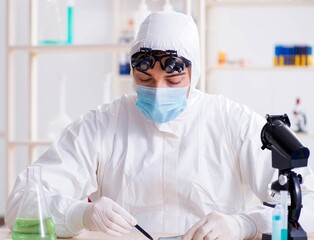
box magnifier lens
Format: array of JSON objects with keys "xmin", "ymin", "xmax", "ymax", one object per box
[
  {"xmin": 139, "ymin": 61, "xmax": 150, "ymax": 71},
  {"xmin": 165, "ymin": 58, "xmax": 178, "ymax": 73}
]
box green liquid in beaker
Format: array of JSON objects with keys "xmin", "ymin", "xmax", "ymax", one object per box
[{"xmin": 12, "ymin": 217, "xmax": 57, "ymax": 240}]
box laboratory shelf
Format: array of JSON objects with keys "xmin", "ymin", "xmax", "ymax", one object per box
[
  {"xmin": 8, "ymin": 139, "xmax": 52, "ymax": 146},
  {"xmin": 207, "ymin": 66, "xmax": 314, "ymax": 73},
  {"xmin": 207, "ymin": 0, "xmax": 314, "ymax": 8},
  {"xmin": 8, "ymin": 139, "xmax": 53, "ymax": 146},
  {"xmin": 8, "ymin": 44, "xmax": 132, "ymax": 54}
]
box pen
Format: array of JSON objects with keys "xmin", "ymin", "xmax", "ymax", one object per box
[{"xmin": 135, "ymin": 224, "xmax": 154, "ymax": 240}]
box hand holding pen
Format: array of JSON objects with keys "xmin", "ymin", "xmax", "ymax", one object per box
[
  {"xmin": 135, "ymin": 224, "xmax": 182, "ymax": 240},
  {"xmin": 83, "ymin": 197, "xmax": 137, "ymax": 236},
  {"xmin": 83, "ymin": 197, "xmax": 180, "ymax": 240}
]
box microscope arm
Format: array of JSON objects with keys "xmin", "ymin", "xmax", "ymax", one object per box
[{"xmin": 289, "ymin": 171, "xmax": 303, "ymax": 224}]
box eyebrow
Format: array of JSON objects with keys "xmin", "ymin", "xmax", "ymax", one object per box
[
  {"xmin": 137, "ymin": 71, "xmax": 186, "ymax": 77},
  {"xmin": 165, "ymin": 72, "xmax": 186, "ymax": 77}
]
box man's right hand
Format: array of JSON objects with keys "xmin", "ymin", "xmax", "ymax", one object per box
[{"xmin": 83, "ymin": 197, "xmax": 137, "ymax": 236}]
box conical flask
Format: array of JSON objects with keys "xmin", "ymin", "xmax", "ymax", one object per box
[
  {"xmin": 12, "ymin": 165, "xmax": 57, "ymax": 240},
  {"xmin": 47, "ymin": 74, "xmax": 72, "ymax": 140}
]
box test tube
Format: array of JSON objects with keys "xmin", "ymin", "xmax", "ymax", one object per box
[
  {"xmin": 280, "ymin": 191, "xmax": 288, "ymax": 240},
  {"xmin": 272, "ymin": 204, "xmax": 283, "ymax": 240}
]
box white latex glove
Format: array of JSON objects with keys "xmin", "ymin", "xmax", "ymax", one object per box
[
  {"xmin": 83, "ymin": 197, "xmax": 137, "ymax": 236},
  {"xmin": 182, "ymin": 211, "xmax": 257, "ymax": 240}
]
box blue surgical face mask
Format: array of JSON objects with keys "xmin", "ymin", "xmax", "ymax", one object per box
[{"xmin": 136, "ymin": 85, "xmax": 188, "ymax": 124}]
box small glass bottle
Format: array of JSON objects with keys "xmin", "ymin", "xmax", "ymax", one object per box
[{"xmin": 12, "ymin": 165, "xmax": 57, "ymax": 240}]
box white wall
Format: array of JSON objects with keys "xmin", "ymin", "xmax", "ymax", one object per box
[
  {"xmin": 207, "ymin": 5, "xmax": 314, "ymax": 127},
  {"xmin": 206, "ymin": 5, "xmax": 314, "ymax": 169}
]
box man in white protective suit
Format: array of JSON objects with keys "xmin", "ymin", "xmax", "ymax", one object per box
[{"xmin": 5, "ymin": 11, "xmax": 314, "ymax": 240}]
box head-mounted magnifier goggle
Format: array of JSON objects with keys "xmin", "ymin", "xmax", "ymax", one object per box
[{"xmin": 131, "ymin": 47, "xmax": 192, "ymax": 74}]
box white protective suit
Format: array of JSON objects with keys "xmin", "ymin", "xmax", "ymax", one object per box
[{"xmin": 5, "ymin": 11, "xmax": 314, "ymax": 239}]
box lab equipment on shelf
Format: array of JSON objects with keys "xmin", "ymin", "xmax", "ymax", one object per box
[
  {"xmin": 216, "ymin": 50, "xmax": 251, "ymax": 67},
  {"xmin": 119, "ymin": 20, "xmax": 134, "ymax": 75},
  {"xmin": 47, "ymin": 74, "xmax": 72, "ymax": 140},
  {"xmin": 218, "ymin": 50, "xmax": 226, "ymax": 66},
  {"xmin": 67, "ymin": 0, "xmax": 75, "ymax": 44},
  {"xmin": 119, "ymin": 41, "xmax": 131, "ymax": 75},
  {"xmin": 134, "ymin": 0, "xmax": 151, "ymax": 38},
  {"xmin": 274, "ymin": 45, "xmax": 312, "ymax": 66},
  {"xmin": 163, "ymin": 0, "xmax": 174, "ymax": 11},
  {"xmin": 38, "ymin": 0, "xmax": 67, "ymax": 45},
  {"xmin": 38, "ymin": 0, "xmax": 74, "ymax": 45},
  {"xmin": 12, "ymin": 165, "xmax": 57, "ymax": 240}
]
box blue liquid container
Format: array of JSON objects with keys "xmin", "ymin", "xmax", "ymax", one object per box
[
  {"xmin": 67, "ymin": 0, "xmax": 74, "ymax": 44},
  {"xmin": 280, "ymin": 191, "xmax": 288, "ymax": 240},
  {"xmin": 272, "ymin": 204, "xmax": 282, "ymax": 240}
]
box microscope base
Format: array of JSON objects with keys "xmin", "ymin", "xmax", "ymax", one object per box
[
  {"xmin": 262, "ymin": 232, "xmax": 307, "ymax": 240},
  {"xmin": 262, "ymin": 233, "xmax": 271, "ymax": 240}
]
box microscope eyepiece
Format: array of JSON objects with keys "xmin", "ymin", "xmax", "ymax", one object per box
[{"xmin": 261, "ymin": 114, "xmax": 309, "ymax": 170}]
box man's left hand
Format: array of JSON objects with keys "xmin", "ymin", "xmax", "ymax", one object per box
[{"xmin": 182, "ymin": 211, "xmax": 256, "ymax": 240}]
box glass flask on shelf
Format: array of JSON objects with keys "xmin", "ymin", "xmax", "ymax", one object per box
[
  {"xmin": 12, "ymin": 165, "xmax": 57, "ymax": 240},
  {"xmin": 47, "ymin": 74, "xmax": 72, "ymax": 140},
  {"xmin": 38, "ymin": 0, "xmax": 67, "ymax": 45}
]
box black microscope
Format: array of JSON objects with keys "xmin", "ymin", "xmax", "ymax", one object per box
[{"xmin": 261, "ymin": 114, "xmax": 310, "ymax": 240}]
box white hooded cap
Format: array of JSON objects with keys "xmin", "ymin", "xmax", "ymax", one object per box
[{"xmin": 130, "ymin": 11, "xmax": 201, "ymax": 91}]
